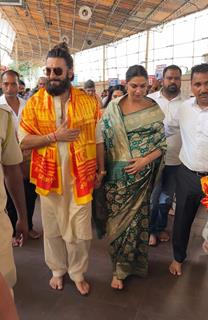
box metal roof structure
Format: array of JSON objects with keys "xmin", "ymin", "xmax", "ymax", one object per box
[{"xmin": 0, "ymin": 0, "xmax": 207, "ymax": 65}]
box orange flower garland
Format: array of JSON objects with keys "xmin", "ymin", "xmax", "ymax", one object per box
[{"xmin": 201, "ymin": 176, "xmax": 208, "ymax": 208}]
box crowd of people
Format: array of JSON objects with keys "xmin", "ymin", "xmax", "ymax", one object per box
[{"xmin": 0, "ymin": 41, "xmax": 208, "ymax": 318}]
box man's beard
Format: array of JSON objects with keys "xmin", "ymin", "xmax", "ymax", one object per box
[
  {"xmin": 166, "ymin": 84, "xmax": 179, "ymax": 94},
  {"xmin": 45, "ymin": 76, "xmax": 71, "ymax": 96}
]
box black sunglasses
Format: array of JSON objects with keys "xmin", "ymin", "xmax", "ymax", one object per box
[{"xmin": 45, "ymin": 67, "xmax": 63, "ymax": 76}]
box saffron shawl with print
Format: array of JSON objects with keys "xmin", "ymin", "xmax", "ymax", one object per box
[{"xmin": 20, "ymin": 87, "xmax": 99, "ymax": 204}]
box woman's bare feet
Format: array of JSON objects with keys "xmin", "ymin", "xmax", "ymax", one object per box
[
  {"xmin": 111, "ymin": 276, "xmax": 124, "ymax": 290},
  {"xmin": 49, "ymin": 276, "xmax": 63, "ymax": 290},
  {"xmin": 169, "ymin": 260, "xmax": 182, "ymax": 276},
  {"xmin": 149, "ymin": 234, "xmax": 157, "ymax": 246},
  {"xmin": 75, "ymin": 280, "xmax": 90, "ymax": 295}
]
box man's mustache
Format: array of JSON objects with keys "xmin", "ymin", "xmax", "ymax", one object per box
[
  {"xmin": 168, "ymin": 84, "xmax": 177, "ymax": 87},
  {"xmin": 49, "ymin": 79, "xmax": 61, "ymax": 82}
]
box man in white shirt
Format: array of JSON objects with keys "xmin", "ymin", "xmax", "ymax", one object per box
[
  {"xmin": 166, "ymin": 63, "xmax": 208, "ymax": 275},
  {"xmin": 0, "ymin": 70, "xmax": 39, "ymax": 244},
  {"xmin": 148, "ymin": 65, "xmax": 184, "ymax": 245},
  {"xmin": 0, "ymin": 70, "xmax": 25, "ymax": 130}
]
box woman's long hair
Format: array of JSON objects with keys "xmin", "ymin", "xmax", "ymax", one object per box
[{"xmin": 103, "ymin": 84, "xmax": 126, "ymax": 108}]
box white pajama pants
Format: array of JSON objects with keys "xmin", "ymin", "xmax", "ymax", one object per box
[{"xmin": 40, "ymin": 190, "xmax": 92, "ymax": 282}]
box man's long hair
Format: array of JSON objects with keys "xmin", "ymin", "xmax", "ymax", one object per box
[{"xmin": 47, "ymin": 42, "xmax": 73, "ymax": 69}]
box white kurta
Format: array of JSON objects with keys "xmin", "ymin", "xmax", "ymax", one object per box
[
  {"xmin": 40, "ymin": 96, "xmax": 92, "ymax": 243},
  {"xmin": 19, "ymin": 96, "xmax": 98, "ymax": 281}
]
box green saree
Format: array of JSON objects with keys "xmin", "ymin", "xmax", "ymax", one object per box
[{"xmin": 101, "ymin": 96, "xmax": 166, "ymax": 279}]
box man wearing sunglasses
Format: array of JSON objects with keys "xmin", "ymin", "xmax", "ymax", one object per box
[{"xmin": 19, "ymin": 42, "xmax": 105, "ymax": 296}]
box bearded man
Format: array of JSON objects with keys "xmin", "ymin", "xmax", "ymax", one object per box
[
  {"xmin": 19, "ymin": 43, "xmax": 105, "ymax": 295},
  {"xmin": 148, "ymin": 65, "xmax": 186, "ymax": 246}
]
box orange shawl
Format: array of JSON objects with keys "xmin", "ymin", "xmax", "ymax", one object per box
[
  {"xmin": 20, "ymin": 86, "xmax": 99, "ymax": 204},
  {"xmin": 201, "ymin": 176, "xmax": 208, "ymax": 208}
]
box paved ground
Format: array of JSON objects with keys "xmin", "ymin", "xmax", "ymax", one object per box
[{"xmin": 13, "ymin": 198, "xmax": 208, "ymax": 320}]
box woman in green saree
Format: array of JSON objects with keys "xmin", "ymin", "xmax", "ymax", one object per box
[{"xmin": 101, "ymin": 65, "xmax": 166, "ymax": 290}]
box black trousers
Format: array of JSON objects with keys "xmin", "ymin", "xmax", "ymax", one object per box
[
  {"xmin": 6, "ymin": 178, "xmax": 37, "ymax": 235},
  {"xmin": 150, "ymin": 165, "xmax": 179, "ymax": 233},
  {"xmin": 173, "ymin": 164, "xmax": 204, "ymax": 263}
]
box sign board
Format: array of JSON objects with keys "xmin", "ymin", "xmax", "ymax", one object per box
[
  {"xmin": 155, "ymin": 64, "xmax": 166, "ymax": 80},
  {"xmin": 148, "ymin": 75, "xmax": 156, "ymax": 85},
  {"xmin": 108, "ymin": 78, "xmax": 119, "ymax": 87},
  {"xmin": 0, "ymin": 0, "xmax": 23, "ymax": 5}
]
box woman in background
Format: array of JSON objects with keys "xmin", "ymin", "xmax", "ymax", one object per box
[{"xmin": 103, "ymin": 84, "xmax": 126, "ymax": 109}]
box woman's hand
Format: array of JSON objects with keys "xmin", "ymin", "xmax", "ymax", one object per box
[
  {"xmin": 55, "ymin": 120, "xmax": 80, "ymax": 142},
  {"xmin": 124, "ymin": 157, "xmax": 149, "ymax": 174}
]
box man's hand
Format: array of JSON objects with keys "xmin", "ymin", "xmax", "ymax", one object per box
[
  {"xmin": 4, "ymin": 164, "xmax": 28, "ymax": 247},
  {"xmin": 55, "ymin": 120, "xmax": 80, "ymax": 142},
  {"xmin": 15, "ymin": 218, "xmax": 28, "ymax": 247},
  {"xmin": 124, "ymin": 157, "xmax": 148, "ymax": 174},
  {"xmin": 0, "ymin": 272, "xmax": 20, "ymax": 320},
  {"xmin": 94, "ymin": 172, "xmax": 105, "ymax": 189}
]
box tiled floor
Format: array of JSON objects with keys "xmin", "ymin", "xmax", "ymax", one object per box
[{"xmin": 13, "ymin": 199, "xmax": 208, "ymax": 320}]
